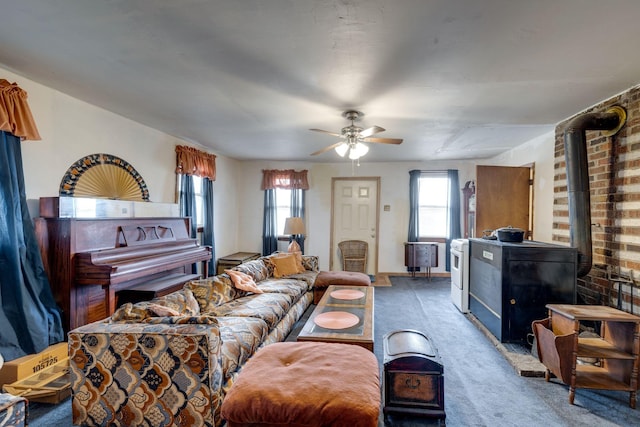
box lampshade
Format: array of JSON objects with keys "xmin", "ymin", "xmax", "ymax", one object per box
[
  {"xmin": 284, "ymin": 217, "xmax": 305, "ymax": 253},
  {"xmin": 334, "ymin": 143, "xmax": 349, "ymax": 157},
  {"xmin": 283, "ymin": 217, "xmax": 305, "ymax": 235}
]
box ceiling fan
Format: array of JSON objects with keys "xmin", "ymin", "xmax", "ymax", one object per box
[{"xmin": 310, "ymin": 110, "xmax": 403, "ymax": 159}]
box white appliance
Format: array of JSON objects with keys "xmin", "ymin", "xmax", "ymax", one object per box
[{"xmin": 450, "ymin": 238, "xmax": 470, "ymax": 313}]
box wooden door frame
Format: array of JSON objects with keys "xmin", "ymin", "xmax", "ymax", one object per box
[{"xmin": 330, "ymin": 177, "xmax": 380, "ymax": 275}]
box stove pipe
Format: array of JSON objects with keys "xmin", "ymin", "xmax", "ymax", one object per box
[{"xmin": 563, "ymin": 106, "xmax": 626, "ymax": 277}]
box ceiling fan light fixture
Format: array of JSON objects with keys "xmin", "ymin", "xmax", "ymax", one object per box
[
  {"xmin": 335, "ymin": 143, "xmax": 349, "ymax": 157},
  {"xmin": 349, "ymin": 142, "xmax": 369, "ymax": 159}
]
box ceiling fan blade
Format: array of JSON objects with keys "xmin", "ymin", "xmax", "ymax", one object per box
[
  {"xmin": 363, "ymin": 137, "xmax": 403, "ymax": 144},
  {"xmin": 309, "ymin": 128, "xmax": 342, "ymax": 137},
  {"xmin": 359, "ymin": 126, "xmax": 385, "ymax": 138},
  {"xmin": 310, "ymin": 141, "xmax": 344, "ymax": 156}
]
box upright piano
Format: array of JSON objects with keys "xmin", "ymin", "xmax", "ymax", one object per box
[{"xmin": 34, "ymin": 197, "xmax": 212, "ymax": 331}]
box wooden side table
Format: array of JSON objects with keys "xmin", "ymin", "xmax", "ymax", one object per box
[
  {"xmin": 534, "ymin": 304, "xmax": 640, "ymax": 408},
  {"xmin": 216, "ymin": 252, "xmax": 261, "ymax": 275}
]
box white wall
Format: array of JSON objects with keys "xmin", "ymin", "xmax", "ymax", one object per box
[
  {"xmin": 4, "ymin": 67, "xmax": 242, "ymax": 259},
  {"xmin": 486, "ymin": 131, "xmax": 556, "ymax": 243},
  {"xmin": 237, "ymin": 160, "xmax": 477, "ymax": 273}
]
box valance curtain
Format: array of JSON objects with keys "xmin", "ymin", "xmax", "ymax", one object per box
[
  {"xmin": 262, "ymin": 169, "xmax": 308, "ymax": 255},
  {"xmin": 0, "ymin": 83, "xmax": 64, "ymax": 360},
  {"xmin": 176, "ymin": 145, "xmax": 216, "ymax": 275},
  {"xmin": 175, "ymin": 145, "xmax": 216, "ymax": 180},
  {"xmin": 0, "ymin": 79, "xmax": 41, "ymax": 141},
  {"xmin": 261, "ymin": 169, "xmax": 309, "ymax": 190}
]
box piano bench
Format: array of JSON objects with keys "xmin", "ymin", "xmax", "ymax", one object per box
[{"xmin": 116, "ymin": 272, "xmax": 201, "ymax": 307}]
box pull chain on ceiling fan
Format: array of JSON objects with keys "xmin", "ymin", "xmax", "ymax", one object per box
[{"xmin": 309, "ymin": 110, "xmax": 403, "ymax": 160}]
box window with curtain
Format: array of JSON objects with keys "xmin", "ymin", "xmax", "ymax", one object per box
[
  {"xmin": 262, "ymin": 169, "xmax": 309, "ymax": 255},
  {"xmin": 408, "ymin": 169, "xmax": 461, "ymax": 270},
  {"xmin": 176, "ymin": 145, "xmax": 216, "ymax": 275}
]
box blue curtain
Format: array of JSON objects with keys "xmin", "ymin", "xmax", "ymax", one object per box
[
  {"xmin": 446, "ymin": 169, "xmax": 462, "ymax": 271},
  {"xmin": 408, "ymin": 170, "xmax": 421, "ymax": 242},
  {"xmin": 202, "ymin": 177, "xmax": 215, "ymax": 276},
  {"xmin": 179, "ymin": 174, "xmax": 197, "ymax": 274},
  {"xmin": 0, "ymin": 131, "xmax": 64, "ymax": 361},
  {"xmin": 262, "ymin": 189, "xmax": 278, "ymax": 255},
  {"xmin": 290, "ymin": 189, "xmax": 305, "ymax": 253}
]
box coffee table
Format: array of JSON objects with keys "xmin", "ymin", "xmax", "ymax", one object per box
[{"xmin": 297, "ymin": 285, "xmax": 374, "ymax": 351}]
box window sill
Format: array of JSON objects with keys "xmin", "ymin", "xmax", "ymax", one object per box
[{"xmin": 417, "ymin": 237, "xmax": 447, "ymax": 243}]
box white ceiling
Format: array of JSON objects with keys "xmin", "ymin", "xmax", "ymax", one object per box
[{"xmin": 2, "ymin": 0, "xmax": 640, "ymax": 162}]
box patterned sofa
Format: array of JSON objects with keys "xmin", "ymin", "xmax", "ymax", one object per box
[
  {"xmin": 68, "ymin": 254, "xmax": 319, "ymax": 427},
  {"xmin": 0, "ymin": 393, "xmax": 27, "ymax": 427}
]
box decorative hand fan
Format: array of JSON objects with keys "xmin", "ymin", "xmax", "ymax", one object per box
[{"xmin": 59, "ymin": 153, "xmax": 150, "ymax": 201}]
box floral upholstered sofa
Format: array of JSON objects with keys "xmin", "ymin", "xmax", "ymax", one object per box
[{"xmin": 68, "ymin": 253, "xmax": 318, "ymax": 427}]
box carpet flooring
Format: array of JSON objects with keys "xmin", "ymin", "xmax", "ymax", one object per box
[{"xmin": 26, "ymin": 276, "xmax": 640, "ymax": 426}]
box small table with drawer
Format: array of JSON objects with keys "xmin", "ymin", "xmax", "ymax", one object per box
[{"xmin": 216, "ymin": 252, "xmax": 261, "ymax": 275}]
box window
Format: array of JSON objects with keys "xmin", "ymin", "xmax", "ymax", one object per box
[
  {"xmin": 275, "ymin": 188, "xmax": 291, "ymax": 235},
  {"xmin": 192, "ymin": 175, "xmax": 205, "ymax": 227},
  {"xmin": 418, "ymin": 173, "xmax": 450, "ymax": 238},
  {"xmin": 177, "ymin": 175, "xmax": 205, "ymax": 228}
]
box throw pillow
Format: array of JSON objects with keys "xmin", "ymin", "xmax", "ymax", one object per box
[
  {"xmin": 225, "ymin": 269, "xmax": 264, "ymax": 294},
  {"xmin": 185, "ymin": 276, "xmax": 241, "ymax": 313},
  {"xmin": 146, "ymin": 303, "xmax": 182, "ymax": 317},
  {"xmin": 291, "ymin": 251, "xmax": 306, "ymax": 273},
  {"xmin": 270, "ymin": 253, "xmax": 300, "ymax": 278}
]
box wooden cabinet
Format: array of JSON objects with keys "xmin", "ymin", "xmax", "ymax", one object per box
[
  {"xmin": 404, "ymin": 242, "xmax": 438, "ymax": 279},
  {"xmin": 216, "ymin": 252, "xmax": 261, "ymax": 275},
  {"xmin": 533, "ymin": 304, "xmax": 640, "ymax": 408}
]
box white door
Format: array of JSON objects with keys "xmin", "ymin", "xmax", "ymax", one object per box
[{"xmin": 331, "ymin": 177, "xmax": 379, "ymax": 276}]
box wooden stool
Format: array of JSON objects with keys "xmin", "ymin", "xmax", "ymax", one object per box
[
  {"xmin": 313, "ymin": 271, "xmax": 371, "ymax": 304},
  {"xmin": 221, "ymin": 342, "xmax": 380, "ymax": 427}
]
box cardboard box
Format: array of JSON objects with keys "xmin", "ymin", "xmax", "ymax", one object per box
[
  {"xmin": 0, "ymin": 342, "xmax": 68, "ymax": 386},
  {"xmin": 2, "ymin": 357, "xmax": 70, "ymax": 404}
]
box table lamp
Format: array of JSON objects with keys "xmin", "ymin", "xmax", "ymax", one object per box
[{"xmin": 283, "ymin": 217, "xmax": 305, "ymax": 253}]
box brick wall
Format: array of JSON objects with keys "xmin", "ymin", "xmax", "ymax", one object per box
[{"xmin": 553, "ymin": 85, "xmax": 640, "ymax": 313}]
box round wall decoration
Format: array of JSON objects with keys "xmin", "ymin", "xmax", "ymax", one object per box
[{"xmin": 59, "ymin": 153, "xmax": 150, "ymax": 201}]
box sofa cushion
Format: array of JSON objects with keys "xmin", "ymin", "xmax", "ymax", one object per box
[
  {"xmin": 185, "ymin": 275, "xmax": 246, "ymax": 313},
  {"xmin": 209, "ymin": 293, "xmax": 293, "ymax": 330},
  {"xmin": 283, "ymin": 271, "xmax": 318, "ymax": 291},
  {"xmin": 225, "ymin": 270, "xmax": 264, "ymax": 294},
  {"xmin": 257, "ymin": 277, "xmax": 307, "ymax": 300},
  {"xmin": 218, "ymin": 317, "xmax": 269, "ymax": 381},
  {"xmin": 301, "ymin": 255, "xmax": 319, "ymax": 272},
  {"xmin": 232, "ymin": 259, "xmax": 270, "ymax": 283}
]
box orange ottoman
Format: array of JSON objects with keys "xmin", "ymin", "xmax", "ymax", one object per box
[
  {"xmin": 313, "ymin": 271, "xmax": 371, "ymax": 304},
  {"xmin": 221, "ymin": 341, "xmax": 380, "ymax": 427}
]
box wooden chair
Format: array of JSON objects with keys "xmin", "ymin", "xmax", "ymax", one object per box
[{"xmin": 338, "ymin": 240, "xmax": 368, "ymax": 273}]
